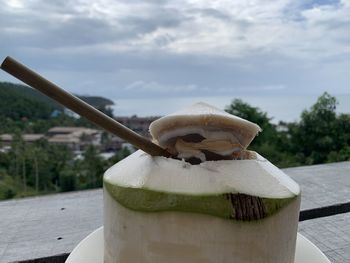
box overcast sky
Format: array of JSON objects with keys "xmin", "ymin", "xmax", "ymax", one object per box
[{"xmin": 0, "ymin": 0, "xmax": 349, "ymax": 118}]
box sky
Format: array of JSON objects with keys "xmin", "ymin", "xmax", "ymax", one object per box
[{"xmin": 0, "ymin": 0, "xmax": 349, "ymax": 120}]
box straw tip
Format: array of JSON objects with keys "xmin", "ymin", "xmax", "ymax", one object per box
[{"xmin": 1, "ymin": 56, "xmax": 12, "ymax": 69}]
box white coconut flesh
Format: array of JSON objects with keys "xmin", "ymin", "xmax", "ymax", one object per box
[
  {"xmin": 149, "ymin": 102, "xmax": 262, "ymax": 162},
  {"xmin": 104, "ymin": 150, "xmax": 300, "ymax": 221}
]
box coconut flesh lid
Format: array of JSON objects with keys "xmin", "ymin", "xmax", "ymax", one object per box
[{"xmin": 149, "ymin": 102, "xmax": 262, "ymax": 162}]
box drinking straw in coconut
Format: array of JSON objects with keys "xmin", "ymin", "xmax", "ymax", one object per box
[{"xmin": 0, "ymin": 56, "xmax": 170, "ymax": 157}]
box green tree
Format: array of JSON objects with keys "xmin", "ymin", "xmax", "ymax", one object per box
[
  {"xmin": 79, "ymin": 145, "xmax": 106, "ymax": 188},
  {"xmin": 332, "ymin": 113, "xmax": 350, "ymax": 155},
  {"xmin": 9, "ymin": 132, "xmax": 28, "ymax": 192},
  {"xmin": 25, "ymin": 143, "xmax": 48, "ymax": 192},
  {"xmin": 0, "ymin": 172, "xmax": 18, "ymax": 200},
  {"xmin": 109, "ymin": 147, "xmax": 131, "ymax": 165},
  {"xmin": 225, "ymin": 99, "xmax": 291, "ymax": 165},
  {"xmin": 48, "ymin": 144, "xmax": 74, "ymax": 190},
  {"xmin": 59, "ymin": 167, "xmax": 77, "ymax": 192},
  {"xmin": 0, "ymin": 149, "xmax": 11, "ymax": 171},
  {"xmin": 289, "ymin": 92, "xmax": 339, "ymax": 164},
  {"xmin": 225, "ymin": 99, "xmax": 279, "ymax": 146},
  {"xmin": 225, "ymin": 93, "xmax": 350, "ymax": 167}
]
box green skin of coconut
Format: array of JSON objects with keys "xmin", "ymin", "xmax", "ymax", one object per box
[
  {"xmin": 104, "ymin": 180, "xmax": 296, "ymax": 222},
  {"xmin": 103, "ymin": 150, "xmax": 301, "ymax": 263}
]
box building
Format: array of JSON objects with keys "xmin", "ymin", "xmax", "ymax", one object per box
[
  {"xmin": 0, "ymin": 115, "xmax": 160, "ymax": 153},
  {"xmin": 47, "ymin": 127, "xmax": 102, "ymax": 150},
  {"xmin": 103, "ymin": 115, "xmax": 161, "ymax": 152},
  {"xmin": 103, "ymin": 135, "xmax": 124, "ymax": 152},
  {"xmin": 0, "ymin": 134, "xmax": 45, "ymax": 146},
  {"xmin": 0, "ymin": 127, "xmax": 102, "ymax": 151},
  {"xmin": 114, "ymin": 115, "xmax": 160, "ymax": 138}
]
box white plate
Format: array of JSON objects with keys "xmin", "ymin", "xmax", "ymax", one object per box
[{"xmin": 66, "ymin": 227, "xmax": 330, "ymax": 263}]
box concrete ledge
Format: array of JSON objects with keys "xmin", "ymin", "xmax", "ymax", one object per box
[{"xmin": 1, "ymin": 161, "xmax": 349, "ymax": 262}]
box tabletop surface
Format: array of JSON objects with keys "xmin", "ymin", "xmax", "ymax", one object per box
[{"xmin": 0, "ymin": 161, "xmax": 350, "ymax": 263}]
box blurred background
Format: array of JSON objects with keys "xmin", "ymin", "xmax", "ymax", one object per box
[{"xmin": 0, "ymin": 0, "xmax": 349, "ymax": 199}]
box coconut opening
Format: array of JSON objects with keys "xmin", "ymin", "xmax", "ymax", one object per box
[{"xmin": 157, "ymin": 129, "xmax": 257, "ymax": 164}]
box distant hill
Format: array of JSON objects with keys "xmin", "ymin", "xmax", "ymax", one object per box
[{"xmin": 0, "ymin": 82, "xmax": 114, "ymax": 120}]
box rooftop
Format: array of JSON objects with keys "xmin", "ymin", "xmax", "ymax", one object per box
[
  {"xmin": 0, "ymin": 161, "xmax": 349, "ymax": 263},
  {"xmin": 47, "ymin": 135, "xmax": 80, "ymax": 144},
  {"xmin": 47, "ymin": 127, "xmax": 96, "ymax": 134},
  {"xmin": 0, "ymin": 134, "xmax": 45, "ymax": 142}
]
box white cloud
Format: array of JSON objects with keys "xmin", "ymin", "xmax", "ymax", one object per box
[
  {"xmin": 0, "ymin": 0, "xmax": 349, "ymax": 100},
  {"xmin": 1, "ymin": 0, "xmax": 349, "ymax": 60},
  {"xmin": 153, "ymin": 0, "xmax": 350, "ymax": 59},
  {"xmin": 215, "ymin": 84, "xmax": 286, "ymax": 93},
  {"xmin": 125, "ymin": 80, "xmax": 198, "ymax": 93}
]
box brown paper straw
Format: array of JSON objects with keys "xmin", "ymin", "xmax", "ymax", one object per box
[{"xmin": 1, "ymin": 56, "xmax": 170, "ymax": 157}]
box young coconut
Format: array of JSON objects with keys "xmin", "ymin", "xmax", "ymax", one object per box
[{"xmin": 103, "ymin": 102, "xmax": 301, "ymax": 263}]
